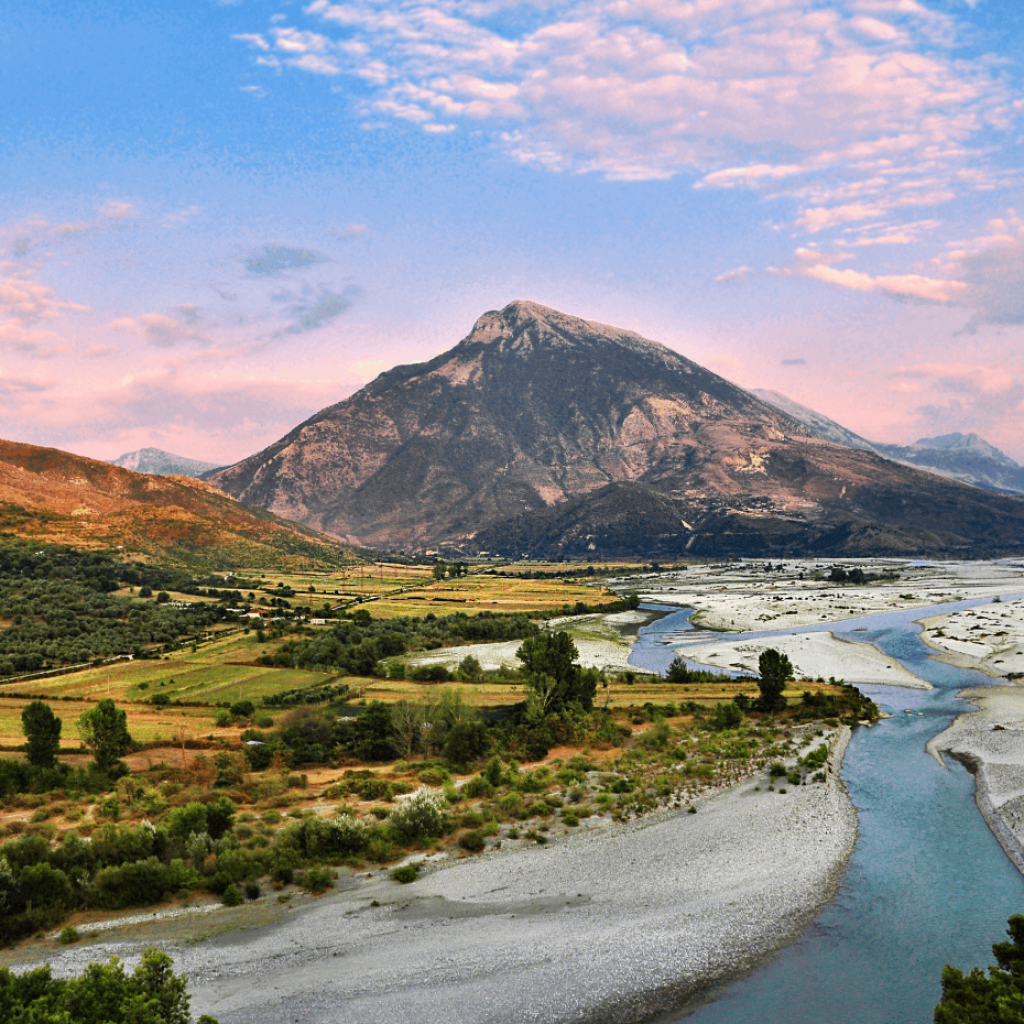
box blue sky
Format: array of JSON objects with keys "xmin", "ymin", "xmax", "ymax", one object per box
[{"xmin": 3, "ymin": 0, "xmax": 1024, "ymax": 464}]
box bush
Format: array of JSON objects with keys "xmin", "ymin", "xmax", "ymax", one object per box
[
  {"xmin": 388, "ymin": 788, "xmax": 449, "ymax": 840},
  {"xmin": 58, "ymin": 924, "xmax": 80, "ymax": 945},
  {"xmin": 0, "ymin": 947, "xmax": 220, "ymax": 1024},
  {"xmin": 392, "ymin": 864, "xmax": 418, "ymax": 884},
  {"xmin": 245, "ymin": 881, "xmax": 261, "ymax": 900},
  {"xmin": 89, "ymin": 857, "xmax": 173, "ymax": 910},
  {"xmin": 222, "ymin": 884, "xmax": 242, "ymax": 907},
  {"xmin": 461, "ymin": 775, "xmax": 494, "ymax": 799},
  {"xmin": 302, "ymin": 867, "xmax": 334, "ymax": 893},
  {"xmin": 458, "ymin": 830, "xmax": 486, "ymax": 852}
]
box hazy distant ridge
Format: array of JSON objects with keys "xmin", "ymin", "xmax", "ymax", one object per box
[
  {"xmin": 753, "ymin": 391, "xmax": 1024, "ymax": 496},
  {"xmin": 109, "ymin": 447, "xmax": 220, "ymax": 478}
]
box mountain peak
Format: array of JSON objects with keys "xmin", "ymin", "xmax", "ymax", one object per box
[
  {"xmin": 467, "ymin": 300, "xmax": 592, "ymax": 346},
  {"xmin": 109, "ymin": 447, "xmax": 220, "ymax": 479}
]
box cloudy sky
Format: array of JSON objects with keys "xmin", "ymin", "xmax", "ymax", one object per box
[{"xmin": 4, "ymin": 0, "xmax": 1024, "ymax": 465}]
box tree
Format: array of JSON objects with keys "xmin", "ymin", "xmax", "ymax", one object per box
[
  {"xmin": 756, "ymin": 648, "xmax": 792, "ymax": 712},
  {"xmin": 666, "ymin": 656, "xmax": 692, "ymax": 683},
  {"xmin": 517, "ymin": 632, "xmax": 595, "ymax": 714},
  {"xmin": 21, "ymin": 701, "xmax": 62, "ymax": 769},
  {"xmin": 936, "ymin": 915, "xmax": 1024, "ymax": 1023},
  {"xmin": 78, "ymin": 699, "xmax": 132, "ymax": 774},
  {"xmin": 0, "ymin": 947, "xmax": 219, "ymax": 1024},
  {"xmin": 390, "ymin": 699, "xmax": 424, "ymax": 759}
]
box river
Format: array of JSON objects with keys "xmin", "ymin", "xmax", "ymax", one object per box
[{"xmin": 627, "ymin": 601, "xmax": 1024, "ymax": 1024}]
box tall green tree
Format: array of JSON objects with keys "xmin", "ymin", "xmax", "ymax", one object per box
[
  {"xmin": 21, "ymin": 701, "xmax": 62, "ymax": 769},
  {"xmin": 936, "ymin": 914, "xmax": 1024, "ymax": 1023},
  {"xmin": 78, "ymin": 699, "xmax": 132, "ymax": 774},
  {"xmin": 517, "ymin": 632, "xmax": 596, "ymax": 714},
  {"xmin": 756, "ymin": 648, "xmax": 793, "ymax": 712}
]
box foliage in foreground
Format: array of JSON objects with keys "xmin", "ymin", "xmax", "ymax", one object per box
[
  {"xmin": 0, "ymin": 947, "xmax": 217, "ymax": 1024},
  {"xmin": 936, "ymin": 914, "xmax": 1024, "ymax": 1023}
]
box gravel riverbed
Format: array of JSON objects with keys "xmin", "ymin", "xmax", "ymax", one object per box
[{"xmin": 22, "ymin": 732, "xmax": 856, "ymax": 1024}]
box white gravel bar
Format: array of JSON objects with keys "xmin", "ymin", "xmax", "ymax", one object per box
[{"xmin": 32, "ymin": 731, "xmax": 856, "ymax": 1024}]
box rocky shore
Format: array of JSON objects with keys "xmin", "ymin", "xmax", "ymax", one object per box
[
  {"xmin": 23, "ymin": 732, "xmax": 856, "ymax": 1024},
  {"xmin": 928, "ymin": 688, "xmax": 1024, "ymax": 875}
]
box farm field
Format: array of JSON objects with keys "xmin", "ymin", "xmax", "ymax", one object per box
[
  {"xmin": 369, "ymin": 574, "xmax": 619, "ymax": 617},
  {"xmin": 350, "ymin": 672, "xmax": 840, "ymax": 710},
  {"xmin": 0, "ymin": 630, "xmax": 341, "ymax": 706}
]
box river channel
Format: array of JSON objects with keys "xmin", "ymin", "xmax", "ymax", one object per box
[{"xmin": 627, "ymin": 601, "xmax": 1024, "ymax": 1024}]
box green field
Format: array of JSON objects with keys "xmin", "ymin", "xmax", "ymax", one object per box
[{"xmin": 0, "ymin": 630, "xmax": 340, "ymax": 707}]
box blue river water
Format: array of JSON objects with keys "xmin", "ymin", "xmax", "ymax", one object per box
[{"xmin": 627, "ymin": 601, "xmax": 1024, "ymax": 1024}]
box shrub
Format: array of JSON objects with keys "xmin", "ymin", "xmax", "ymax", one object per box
[
  {"xmin": 634, "ymin": 719, "xmax": 672, "ymax": 751},
  {"xmin": 388, "ymin": 789, "xmax": 449, "ymax": 840},
  {"xmin": 244, "ymin": 881, "xmax": 261, "ymax": 900},
  {"xmin": 58, "ymin": 924, "xmax": 80, "ymax": 945},
  {"xmin": 483, "ymin": 756, "xmax": 506, "ymax": 788},
  {"xmin": 214, "ymin": 710, "xmax": 233, "ymax": 728},
  {"xmin": 320, "ymin": 815, "xmax": 369, "ymax": 856},
  {"xmin": 462, "ymin": 775, "xmax": 494, "ymax": 799},
  {"xmin": 392, "ymin": 864, "xmax": 418, "ymax": 884},
  {"xmin": 458, "ymin": 830, "xmax": 486, "ymax": 852},
  {"xmin": 222, "ymin": 884, "xmax": 242, "ymax": 907},
  {"xmin": 302, "ymin": 867, "xmax": 334, "ymax": 894}
]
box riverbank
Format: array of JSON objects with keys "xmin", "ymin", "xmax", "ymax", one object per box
[
  {"xmin": 668, "ymin": 631, "xmax": 930, "ymax": 689},
  {"xmin": 928, "ymin": 686, "xmax": 1024, "ymax": 875},
  {"xmin": 13, "ymin": 730, "xmax": 856, "ymax": 1024},
  {"xmin": 404, "ymin": 609, "xmax": 655, "ymax": 675}
]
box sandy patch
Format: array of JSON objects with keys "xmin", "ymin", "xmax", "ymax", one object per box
[
  {"xmin": 672, "ymin": 631, "xmax": 930, "ymax": 689},
  {"xmin": 407, "ymin": 636, "xmax": 635, "ymax": 673},
  {"xmin": 920, "ymin": 597, "xmax": 1024, "ymax": 678},
  {"xmin": 616, "ymin": 559, "xmax": 1024, "ymax": 634},
  {"xmin": 405, "ymin": 612, "xmax": 640, "ymax": 674}
]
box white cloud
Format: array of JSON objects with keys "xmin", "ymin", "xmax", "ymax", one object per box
[{"xmin": 235, "ymin": 0, "xmax": 1015, "ymax": 249}]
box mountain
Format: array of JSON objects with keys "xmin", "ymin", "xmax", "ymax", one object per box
[
  {"xmin": 207, "ymin": 300, "xmax": 1024, "ymax": 557},
  {"xmin": 871, "ymin": 434, "xmax": 1024, "ymax": 495},
  {"xmin": 109, "ymin": 447, "xmax": 220, "ymax": 478},
  {"xmin": 751, "ymin": 390, "xmax": 877, "ymax": 452},
  {"xmin": 0, "ymin": 438, "xmax": 350, "ymax": 569},
  {"xmin": 754, "ymin": 390, "xmax": 1024, "ymax": 497}
]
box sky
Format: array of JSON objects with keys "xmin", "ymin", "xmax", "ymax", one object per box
[{"xmin": 3, "ymin": 0, "xmax": 1024, "ymax": 466}]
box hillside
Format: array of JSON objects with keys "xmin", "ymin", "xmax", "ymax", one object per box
[
  {"xmin": 207, "ymin": 300, "xmax": 1024, "ymax": 557},
  {"xmin": 0, "ymin": 438, "xmax": 351, "ymax": 569}
]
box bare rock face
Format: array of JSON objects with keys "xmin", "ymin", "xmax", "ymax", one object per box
[{"xmin": 207, "ymin": 300, "xmax": 1024, "ymax": 556}]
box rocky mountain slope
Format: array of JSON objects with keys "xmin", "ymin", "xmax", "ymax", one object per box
[
  {"xmin": 872, "ymin": 433, "xmax": 1024, "ymax": 495},
  {"xmin": 754, "ymin": 390, "xmax": 1024, "ymax": 496},
  {"xmin": 207, "ymin": 300, "xmax": 1024, "ymax": 557},
  {"xmin": 109, "ymin": 447, "xmax": 220, "ymax": 478},
  {"xmin": 0, "ymin": 439, "xmax": 349, "ymax": 568},
  {"xmin": 751, "ymin": 390, "xmax": 877, "ymax": 452}
]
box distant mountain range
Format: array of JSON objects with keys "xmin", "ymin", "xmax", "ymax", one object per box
[
  {"xmin": 109, "ymin": 447, "xmax": 220, "ymax": 478},
  {"xmin": 0, "ymin": 439, "xmax": 349, "ymax": 569},
  {"xmin": 206, "ymin": 300, "xmax": 1024, "ymax": 558},
  {"xmin": 752, "ymin": 391, "xmax": 1024, "ymax": 496}
]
